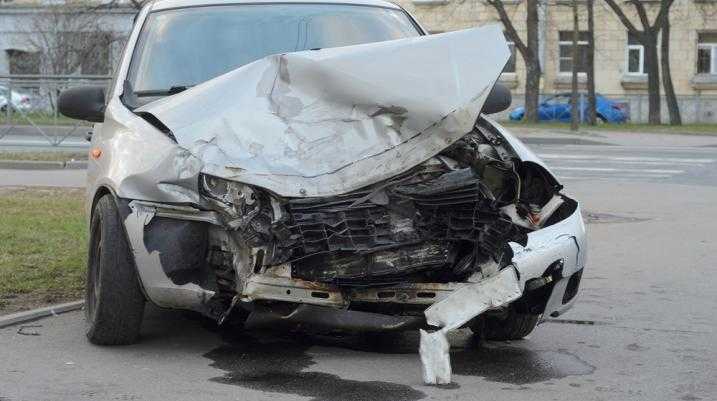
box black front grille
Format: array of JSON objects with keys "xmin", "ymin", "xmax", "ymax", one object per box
[
  {"xmin": 280, "ymin": 191, "xmax": 411, "ymax": 258},
  {"xmin": 273, "ymin": 168, "xmax": 525, "ymax": 283}
]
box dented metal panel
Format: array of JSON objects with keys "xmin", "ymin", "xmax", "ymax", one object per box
[
  {"xmin": 423, "ymin": 267, "xmax": 522, "ymax": 330},
  {"xmin": 137, "ymin": 25, "xmax": 509, "ymax": 197},
  {"xmin": 123, "ymin": 201, "xmax": 215, "ymax": 313}
]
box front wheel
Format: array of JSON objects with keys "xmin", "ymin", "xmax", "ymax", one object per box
[
  {"xmin": 470, "ymin": 307, "xmax": 540, "ymax": 341},
  {"xmin": 85, "ymin": 195, "xmax": 145, "ymax": 345}
]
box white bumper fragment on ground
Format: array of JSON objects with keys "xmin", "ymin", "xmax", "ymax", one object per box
[{"xmin": 420, "ymin": 267, "xmax": 523, "ymax": 384}]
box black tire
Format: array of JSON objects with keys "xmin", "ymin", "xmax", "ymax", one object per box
[
  {"xmin": 596, "ymin": 115, "xmax": 607, "ymax": 124},
  {"xmin": 85, "ymin": 195, "xmax": 145, "ymax": 345},
  {"xmin": 470, "ymin": 308, "xmax": 540, "ymax": 341}
]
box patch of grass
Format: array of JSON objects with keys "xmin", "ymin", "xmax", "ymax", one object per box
[
  {"xmin": 501, "ymin": 121, "xmax": 717, "ymax": 135},
  {"xmin": 0, "ymin": 111, "xmax": 83, "ymax": 126},
  {"xmin": 0, "ymin": 151, "xmax": 88, "ymax": 162},
  {"xmin": 0, "ymin": 187, "xmax": 86, "ymax": 314}
]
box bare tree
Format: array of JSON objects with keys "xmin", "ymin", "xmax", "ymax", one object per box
[
  {"xmin": 586, "ymin": 0, "xmax": 597, "ymax": 125},
  {"xmin": 22, "ymin": 3, "xmax": 124, "ymax": 110},
  {"xmin": 569, "ymin": 0, "xmax": 580, "ymax": 131},
  {"xmin": 487, "ymin": 0, "xmax": 542, "ymax": 123},
  {"xmin": 24, "ymin": 4, "xmax": 122, "ymax": 76},
  {"xmin": 603, "ymin": 0, "xmax": 674, "ymax": 124},
  {"xmin": 660, "ymin": 1, "xmax": 681, "ymax": 125}
]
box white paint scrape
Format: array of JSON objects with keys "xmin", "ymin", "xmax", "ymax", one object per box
[{"xmin": 420, "ymin": 267, "xmax": 522, "ymax": 384}]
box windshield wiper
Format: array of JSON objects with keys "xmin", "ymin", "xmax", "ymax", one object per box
[{"xmin": 135, "ymin": 85, "xmax": 192, "ymax": 97}]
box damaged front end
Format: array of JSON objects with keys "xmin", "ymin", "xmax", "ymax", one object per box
[
  {"xmin": 107, "ymin": 25, "xmax": 585, "ymax": 346},
  {"xmin": 121, "ymin": 117, "xmax": 586, "ymax": 334}
]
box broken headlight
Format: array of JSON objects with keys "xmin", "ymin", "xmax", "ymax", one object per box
[{"xmin": 200, "ymin": 174, "xmax": 260, "ymax": 223}]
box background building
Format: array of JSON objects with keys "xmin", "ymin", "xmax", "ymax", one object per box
[
  {"xmin": 395, "ymin": 0, "xmax": 717, "ymax": 123},
  {"xmin": 0, "ymin": 1, "xmax": 135, "ymax": 76},
  {"xmin": 1, "ymin": 0, "xmax": 715, "ymax": 122}
]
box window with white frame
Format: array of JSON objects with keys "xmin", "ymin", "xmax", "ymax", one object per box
[
  {"xmin": 697, "ymin": 32, "xmax": 717, "ymax": 74},
  {"xmin": 558, "ymin": 31, "xmax": 589, "ymax": 73},
  {"xmin": 503, "ymin": 31, "xmax": 516, "ymax": 73},
  {"xmin": 626, "ymin": 31, "xmax": 645, "ymax": 75}
]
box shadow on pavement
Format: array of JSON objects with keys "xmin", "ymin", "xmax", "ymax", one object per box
[{"xmin": 138, "ymin": 306, "xmax": 595, "ymax": 400}]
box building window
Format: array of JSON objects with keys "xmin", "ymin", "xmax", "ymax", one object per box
[
  {"xmin": 503, "ymin": 31, "xmax": 516, "ymax": 73},
  {"xmin": 626, "ymin": 32, "xmax": 645, "ymax": 75},
  {"xmin": 697, "ymin": 32, "xmax": 717, "ymax": 74},
  {"xmin": 558, "ymin": 31, "xmax": 589, "ymax": 73},
  {"xmin": 6, "ymin": 49, "xmax": 40, "ymax": 75}
]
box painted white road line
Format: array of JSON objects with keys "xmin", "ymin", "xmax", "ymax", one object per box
[
  {"xmin": 551, "ymin": 166, "xmax": 684, "ymax": 174},
  {"xmin": 556, "ymin": 174, "xmax": 672, "ymax": 180},
  {"xmin": 538, "ymin": 154, "xmax": 715, "ymax": 163},
  {"xmin": 546, "ymin": 159, "xmax": 711, "ymax": 166}
]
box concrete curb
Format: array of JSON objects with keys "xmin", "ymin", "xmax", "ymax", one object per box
[
  {"xmin": 0, "ymin": 300, "xmax": 84, "ymax": 329},
  {"xmin": 0, "ymin": 160, "xmax": 87, "ymax": 170}
]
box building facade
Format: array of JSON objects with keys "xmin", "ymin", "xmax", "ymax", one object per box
[
  {"xmin": 0, "ymin": 2, "xmax": 135, "ymax": 77},
  {"xmin": 395, "ymin": 0, "xmax": 717, "ymax": 123},
  {"xmin": 1, "ymin": 0, "xmax": 716, "ymax": 122}
]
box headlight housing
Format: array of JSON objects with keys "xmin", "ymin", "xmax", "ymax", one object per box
[{"xmin": 200, "ymin": 174, "xmax": 259, "ymax": 220}]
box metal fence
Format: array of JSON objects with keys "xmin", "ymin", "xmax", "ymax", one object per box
[
  {"xmin": 0, "ymin": 74, "xmax": 111, "ymax": 146},
  {"xmin": 2, "ymin": 75, "xmax": 716, "ymax": 148}
]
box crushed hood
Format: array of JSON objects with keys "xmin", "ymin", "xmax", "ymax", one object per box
[{"xmin": 137, "ymin": 24, "xmax": 509, "ymax": 197}]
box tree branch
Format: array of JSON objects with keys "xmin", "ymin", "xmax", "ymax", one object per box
[
  {"xmin": 652, "ymin": 0, "xmax": 675, "ymax": 32},
  {"xmin": 603, "ymin": 0, "xmax": 640, "ymax": 35},
  {"xmin": 487, "ymin": 0, "xmax": 530, "ymax": 58},
  {"xmin": 629, "ymin": 0, "xmax": 651, "ymax": 31}
]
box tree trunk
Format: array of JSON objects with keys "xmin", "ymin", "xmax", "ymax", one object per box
[
  {"xmin": 586, "ymin": 0, "xmax": 597, "ymax": 125},
  {"xmin": 661, "ymin": 13, "xmax": 681, "ymax": 125},
  {"xmin": 603, "ymin": 0, "xmax": 674, "ymax": 125},
  {"xmin": 643, "ymin": 35, "xmax": 661, "ymax": 124},
  {"xmin": 570, "ymin": 0, "xmax": 580, "ymax": 131},
  {"xmin": 524, "ymin": 0, "xmax": 541, "ymax": 123}
]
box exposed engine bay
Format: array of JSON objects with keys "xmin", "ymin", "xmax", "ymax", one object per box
[{"xmin": 132, "ymin": 118, "xmax": 570, "ymax": 324}]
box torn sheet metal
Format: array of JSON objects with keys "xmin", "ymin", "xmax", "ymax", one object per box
[
  {"xmin": 424, "ymin": 267, "xmax": 522, "ymax": 330},
  {"xmin": 420, "ymin": 267, "xmax": 522, "ymax": 384},
  {"xmin": 137, "ymin": 25, "xmax": 509, "ymax": 197},
  {"xmin": 501, "ymin": 195, "xmax": 565, "ymax": 230},
  {"xmin": 124, "ymin": 201, "xmax": 215, "ymax": 312}
]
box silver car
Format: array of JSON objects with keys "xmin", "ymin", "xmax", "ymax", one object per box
[{"xmin": 59, "ymin": 0, "xmax": 586, "ymax": 347}]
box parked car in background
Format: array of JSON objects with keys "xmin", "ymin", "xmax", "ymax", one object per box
[
  {"xmin": 0, "ymin": 84, "xmax": 33, "ymax": 112},
  {"xmin": 509, "ymin": 93, "xmax": 628, "ymax": 123}
]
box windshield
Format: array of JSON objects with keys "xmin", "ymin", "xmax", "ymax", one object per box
[{"xmin": 127, "ymin": 4, "xmax": 420, "ymax": 102}]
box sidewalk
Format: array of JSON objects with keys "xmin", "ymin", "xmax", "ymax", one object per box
[
  {"xmin": 507, "ymin": 125, "xmax": 717, "ymax": 148},
  {"xmin": 0, "ymin": 169, "xmax": 86, "ymax": 188}
]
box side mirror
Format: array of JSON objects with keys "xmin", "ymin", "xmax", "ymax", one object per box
[
  {"xmin": 58, "ymin": 86, "xmax": 106, "ymax": 122},
  {"xmin": 482, "ymin": 83, "xmax": 512, "ymax": 114}
]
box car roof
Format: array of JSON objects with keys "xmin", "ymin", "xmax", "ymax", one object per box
[{"xmin": 149, "ymin": 0, "xmax": 403, "ymax": 12}]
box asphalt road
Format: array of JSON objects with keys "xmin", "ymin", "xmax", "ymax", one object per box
[
  {"xmin": 1, "ymin": 133, "xmax": 717, "ymax": 401},
  {"xmin": 0, "ymin": 125, "xmax": 88, "ymax": 151}
]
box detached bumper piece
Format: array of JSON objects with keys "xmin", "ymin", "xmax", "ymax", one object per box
[{"xmin": 420, "ymin": 267, "xmax": 522, "ymax": 385}]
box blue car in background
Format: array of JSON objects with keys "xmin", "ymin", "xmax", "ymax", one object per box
[{"xmin": 509, "ymin": 93, "xmax": 628, "ymax": 123}]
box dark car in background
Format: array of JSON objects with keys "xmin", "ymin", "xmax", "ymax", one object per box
[{"xmin": 509, "ymin": 93, "xmax": 628, "ymax": 123}]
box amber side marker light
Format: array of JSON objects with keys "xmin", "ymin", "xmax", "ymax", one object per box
[{"xmin": 90, "ymin": 148, "xmax": 102, "ymax": 159}]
